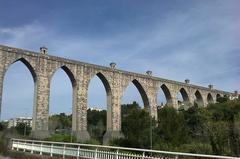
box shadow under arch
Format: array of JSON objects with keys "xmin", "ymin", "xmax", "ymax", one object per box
[
  {"xmin": 178, "ymin": 88, "xmax": 190, "ymax": 107},
  {"xmin": 194, "ymin": 90, "xmax": 204, "ymax": 107},
  {"xmin": 131, "ymin": 79, "xmax": 150, "ymax": 110},
  {"xmin": 216, "ymin": 93, "xmax": 221, "ymax": 102},
  {"xmin": 216, "ymin": 93, "xmax": 221, "ymax": 99},
  {"xmin": 159, "ymin": 84, "xmax": 172, "ymax": 106},
  {"xmin": 207, "ymin": 93, "xmax": 214, "ymax": 104}
]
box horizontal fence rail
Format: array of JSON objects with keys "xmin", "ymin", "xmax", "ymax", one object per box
[{"xmin": 10, "ymin": 138, "xmax": 239, "ymax": 159}]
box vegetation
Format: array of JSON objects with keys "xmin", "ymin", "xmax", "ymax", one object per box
[
  {"xmin": 1, "ymin": 97, "xmax": 240, "ymax": 157},
  {"xmin": 49, "ymin": 113, "xmax": 72, "ymax": 132},
  {"xmin": 46, "ymin": 133, "xmax": 77, "ymax": 142},
  {"xmin": 87, "ymin": 109, "xmax": 106, "ymax": 142},
  {"xmin": 111, "ymin": 98, "xmax": 240, "ymax": 157},
  {"xmin": 15, "ymin": 122, "xmax": 32, "ymax": 136}
]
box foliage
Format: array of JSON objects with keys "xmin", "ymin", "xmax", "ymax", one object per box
[
  {"xmin": 83, "ymin": 138, "xmax": 101, "ymax": 145},
  {"xmin": 155, "ymin": 107, "xmax": 188, "ymax": 147},
  {"xmin": 111, "ymin": 99, "xmax": 240, "ymax": 157},
  {"xmin": 15, "ymin": 122, "xmax": 31, "ymax": 136},
  {"xmin": 46, "ymin": 133, "xmax": 77, "ymax": 142},
  {"xmin": 0, "ymin": 122, "xmax": 7, "ymax": 131},
  {"xmin": 49, "ymin": 113, "xmax": 72, "ymax": 131},
  {"xmin": 42, "ymin": 99, "xmax": 240, "ymax": 157},
  {"xmin": 111, "ymin": 102, "xmax": 153, "ymax": 149},
  {"xmin": 0, "ymin": 135, "xmax": 7, "ymax": 155},
  {"xmin": 87, "ymin": 109, "xmax": 106, "ymax": 142}
]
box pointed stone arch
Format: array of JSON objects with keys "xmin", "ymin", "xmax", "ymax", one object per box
[
  {"xmin": 177, "ymin": 87, "xmax": 190, "ymax": 108},
  {"xmin": 131, "ymin": 79, "xmax": 150, "ymax": 110},
  {"xmin": 50, "ymin": 65, "xmax": 77, "ymax": 88},
  {"xmin": 5, "ymin": 57, "xmax": 37, "ymax": 82},
  {"xmin": 48, "ymin": 65, "xmax": 77, "ymax": 133},
  {"xmin": 87, "ymin": 72, "xmax": 112, "ymax": 103},
  {"xmin": 194, "ymin": 90, "xmax": 204, "ymax": 107},
  {"xmin": 159, "ymin": 84, "xmax": 172, "ymax": 106},
  {"xmin": 179, "ymin": 87, "xmax": 190, "ymax": 102},
  {"xmin": 0, "ymin": 57, "xmax": 37, "ymax": 121},
  {"xmin": 207, "ymin": 93, "xmax": 214, "ymax": 104}
]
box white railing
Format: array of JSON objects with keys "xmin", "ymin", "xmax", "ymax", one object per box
[{"xmin": 10, "ymin": 138, "xmax": 239, "ymax": 159}]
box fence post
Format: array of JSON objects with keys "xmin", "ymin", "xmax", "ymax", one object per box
[
  {"xmin": 63, "ymin": 144, "xmax": 66, "ymax": 159},
  {"xmin": 40, "ymin": 143, "xmax": 43, "ymax": 155},
  {"xmin": 142, "ymin": 151, "xmax": 145, "ymax": 159},
  {"xmin": 77, "ymin": 146, "xmax": 80, "ymax": 159},
  {"xmin": 16, "ymin": 141, "xmax": 19, "ymax": 151},
  {"xmin": 11, "ymin": 140, "xmax": 14, "ymax": 150},
  {"xmin": 31, "ymin": 142, "xmax": 34, "ymax": 154},
  {"xmin": 175, "ymin": 155, "xmax": 178, "ymax": 159},
  {"xmin": 23, "ymin": 141, "xmax": 26, "ymax": 152},
  {"xmin": 94, "ymin": 148, "xmax": 98, "ymax": 159},
  {"xmin": 116, "ymin": 149, "xmax": 119, "ymax": 159},
  {"xmin": 50, "ymin": 144, "xmax": 53, "ymax": 157}
]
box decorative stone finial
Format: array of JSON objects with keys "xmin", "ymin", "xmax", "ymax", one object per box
[
  {"xmin": 40, "ymin": 46, "xmax": 48, "ymax": 55},
  {"xmin": 110, "ymin": 62, "xmax": 116, "ymax": 69},
  {"xmin": 208, "ymin": 84, "xmax": 213, "ymax": 89},
  {"xmin": 185, "ymin": 79, "xmax": 190, "ymax": 84},
  {"xmin": 146, "ymin": 70, "xmax": 152, "ymax": 76}
]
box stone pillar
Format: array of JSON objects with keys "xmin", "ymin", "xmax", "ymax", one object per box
[
  {"xmin": 72, "ymin": 77, "xmax": 90, "ymax": 142},
  {"xmin": 147, "ymin": 89, "xmax": 158, "ymax": 120},
  {"xmin": 31, "ymin": 74, "xmax": 50, "ymax": 139},
  {"xmin": 103, "ymin": 73, "xmax": 123, "ymax": 144},
  {"xmin": 202, "ymin": 93, "xmax": 208, "ymax": 107},
  {"xmin": 103, "ymin": 90, "xmax": 123, "ymax": 144},
  {"xmin": 171, "ymin": 94, "xmax": 179, "ymax": 110}
]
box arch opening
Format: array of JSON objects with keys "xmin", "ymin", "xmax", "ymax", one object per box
[
  {"xmin": 121, "ymin": 80, "xmax": 146, "ymax": 114},
  {"xmin": 120, "ymin": 79, "xmax": 151, "ymax": 146},
  {"xmin": 5, "ymin": 58, "xmax": 37, "ymax": 82},
  {"xmin": 177, "ymin": 88, "xmax": 190, "ymax": 109},
  {"xmin": 194, "ymin": 90, "xmax": 204, "ymax": 107},
  {"xmin": 207, "ymin": 93, "xmax": 214, "ymax": 104},
  {"xmin": 48, "ymin": 66, "xmax": 76, "ymax": 137},
  {"xmin": 132, "ymin": 79, "xmax": 149, "ymax": 109},
  {"xmin": 157, "ymin": 84, "xmax": 172, "ymax": 107},
  {"xmin": 87, "ymin": 72, "xmax": 111, "ymax": 142},
  {"xmin": 1, "ymin": 60, "xmax": 35, "ymax": 136}
]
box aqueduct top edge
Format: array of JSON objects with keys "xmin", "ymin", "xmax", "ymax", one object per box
[{"xmin": 0, "ymin": 44, "xmax": 233, "ymax": 95}]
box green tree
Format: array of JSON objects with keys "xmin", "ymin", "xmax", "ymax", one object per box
[
  {"xmin": 15, "ymin": 122, "xmax": 31, "ymax": 136},
  {"xmin": 87, "ymin": 109, "xmax": 106, "ymax": 141},
  {"xmin": 111, "ymin": 102, "xmax": 153, "ymax": 149},
  {"xmin": 155, "ymin": 107, "xmax": 188, "ymax": 149}
]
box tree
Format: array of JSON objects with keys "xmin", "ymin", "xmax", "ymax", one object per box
[
  {"xmin": 15, "ymin": 122, "xmax": 31, "ymax": 136},
  {"xmin": 87, "ymin": 109, "xmax": 106, "ymax": 141},
  {"xmin": 155, "ymin": 107, "xmax": 188, "ymax": 148},
  {"xmin": 111, "ymin": 102, "xmax": 153, "ymax": 149}
]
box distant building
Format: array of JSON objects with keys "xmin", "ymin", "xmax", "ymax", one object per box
[
  {"xmin": 8, "ymin": 117, "xmax": 32, "ymax": 128},
  {"xmin": 88, "ymin": 107, "xmax": 104, "ymax": 111}
]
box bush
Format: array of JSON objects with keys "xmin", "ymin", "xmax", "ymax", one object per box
[
  {"xmin": 83, "ymin": 138, "xmax": 101, "ymax": 145},
  {"xmin": 46, "ymin": 133, "xmax": 76, "ymax": 142},
  {"xmin": 177, "ymin": 143, "xmax": 212, "ymax": 154}
]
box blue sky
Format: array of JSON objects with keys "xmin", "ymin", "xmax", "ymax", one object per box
[{"xmin": 0, "ymin": 0, "xmax": 240, "ymax": 120}]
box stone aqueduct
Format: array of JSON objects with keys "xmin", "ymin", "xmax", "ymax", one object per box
[{"xmin": 0, "ymin": 45, "xmax": 235, "ymax": 141}]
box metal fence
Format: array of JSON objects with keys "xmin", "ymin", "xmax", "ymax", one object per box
[{"xmin": 10, "ymin": 138, "xmax": 239, "ymax": 159}]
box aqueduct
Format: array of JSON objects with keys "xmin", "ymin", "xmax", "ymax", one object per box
[{"xmin": 0, "ymin": 45, "xmax": 235, "ymax": 142}]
